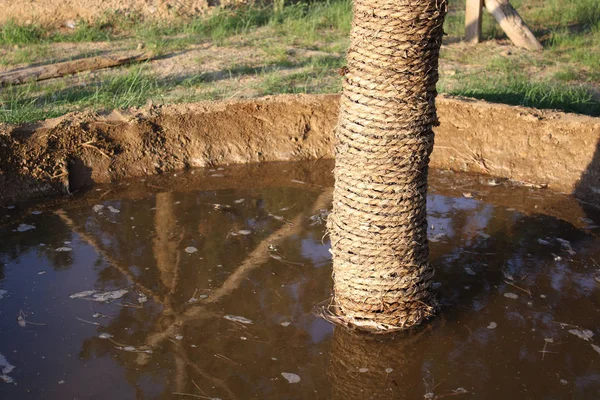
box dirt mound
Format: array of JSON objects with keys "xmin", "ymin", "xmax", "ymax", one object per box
[
  {"xmin": 0, "ymin": 0, "xmax": 239, "ymax": 27},
  {"xmin": 1, "ymin": 94, "xmax": 599, "ymax": 207}
]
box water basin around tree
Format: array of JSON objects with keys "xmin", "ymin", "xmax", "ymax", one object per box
[{"xmin": 1, "ymin": 160, "xmax": 600, "ymax": 399}]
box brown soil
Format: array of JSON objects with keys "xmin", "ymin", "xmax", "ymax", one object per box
[
  {"xmin": 0, "ymin": 0, "xmax": 239, "ymax": 27},
  {"xmin": 1, "ymin": 94, "xmax": 599, "ymax": 207}
]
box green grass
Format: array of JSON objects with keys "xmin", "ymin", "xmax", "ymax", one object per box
[
  {"xmin": 257, "ymin": 55, "xmax": 345, "ymax": 95},
  {"xmin": 0, "ymin": 20, "xmax": 44, "ymax": 45},
  {"xmin": 441, "ymin": 71, "xmax": 599, "ymax": 115},
  {"xmin": 1, "ymin": 0, "xmax": 600, "ymax": 123},
  {"xmin": 0, "ymin": 65, "xmax": 160, "ymax": 124}
]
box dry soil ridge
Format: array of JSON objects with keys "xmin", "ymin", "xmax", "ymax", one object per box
[{"xmin": 1, "ymin": 94, "xmax": 599, "ymax": 206}]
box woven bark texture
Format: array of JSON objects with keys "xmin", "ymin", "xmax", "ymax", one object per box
[{"xmin": 328, "ymin": 0, "xmax": 447, "ymax": 331}]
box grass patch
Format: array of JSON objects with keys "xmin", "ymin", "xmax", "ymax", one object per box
[
  {"xmin": 0, "ymin": 65, "xmax": 160, "ymax": 124},
  {"xmin": 0, "ymin": 20, "xmax": 44, "ymax": 45},
  {"xmin": 1, "ymin": 0, "xmax": 599, "ymax": 123},
  {"xmin": 257, "ymin": 55, "xmax": 344, "ymax": 95},
  {"xmin": 441, "ymin": 70, "xmax": 599, "ymax": 116}
]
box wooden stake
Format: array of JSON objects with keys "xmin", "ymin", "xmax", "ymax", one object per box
[
  {"xmin": 0, "ymin": 51, "xmax": 154, "ymax": 86},
  {"xmin": 484, "ymin": 0, "xmax": 543, "ymax": 51},
  {"xmin": 465, "ymin": 0, "xmax": 484, "ymax": 44}
]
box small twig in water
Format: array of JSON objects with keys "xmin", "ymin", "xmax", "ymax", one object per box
[
  {"xmin": 214, "ymin": 353, "xmax": 239, "ymax": 365},
  {"xmin": 463, "ymin": 324, "xmax": 472, "ymax": 335},
  {"xmin": 18, "ymin": 310, "xmax": 47, "ymax": 326},
  {"xmin": 76, "ymin": 317, "xmax": 101, "ymax": 326},
  {"xmin": 504, "ymin": 280, "xmax": 532, "ymax": 297},
  {"xmin": 172, "ymin": 392, "xmax": 213, "ymax": 399},
  {"xmin": 539, "ymin": 340, "xmax": 558, "ymax": 360},
  {"xmin": 551, "ymin": 321, "xmax": 581, "ymax": 329}
]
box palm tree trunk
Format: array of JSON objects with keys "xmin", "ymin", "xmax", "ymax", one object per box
[{"xmin": 328, "ymin": 0, "xmax": 447, "ymax": 331}]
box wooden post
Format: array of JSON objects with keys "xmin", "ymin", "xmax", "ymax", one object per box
[
  {"xmin": 465, "ymin": 0, "xmax": 484, "ymax": 44},
  {"xmin": 484, "ymin": 0, "xmax": 543, "ymax": 51}
]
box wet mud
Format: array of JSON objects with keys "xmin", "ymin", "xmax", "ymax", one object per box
[{"xmin": 1, "ymin": 160, "xmax": 600, "ymax": 399}]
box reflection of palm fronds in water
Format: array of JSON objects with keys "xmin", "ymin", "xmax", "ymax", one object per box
[{"xmin": 328, "ymin": 327, "xmax": 424, "ymax": 400}]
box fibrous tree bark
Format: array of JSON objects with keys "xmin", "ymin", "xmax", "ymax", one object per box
[{"xmin": 328, "ymin": 0, "xmax": 447, "ymax": 332}]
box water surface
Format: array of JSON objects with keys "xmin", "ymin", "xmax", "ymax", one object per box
[{"xmin": 1, "ymin": 161, "xmax": 600, "ymax": 399}]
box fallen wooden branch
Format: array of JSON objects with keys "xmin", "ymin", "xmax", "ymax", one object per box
[
  {"xmin": 0, "ymin": 51, "xmax": 154, "ymax": 86},
  {"xmin": 484, "ymin": 0, "xmax": 543, "ymax": 51}
]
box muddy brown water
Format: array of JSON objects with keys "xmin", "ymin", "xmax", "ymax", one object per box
[{"xmin": 1, "ymin": 160, "xmax": 600, "ymax": 399}]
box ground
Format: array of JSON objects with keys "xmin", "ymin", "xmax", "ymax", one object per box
[{"xmin": 0, "ymin": 0, "xmax": 599, "ymax": 124}]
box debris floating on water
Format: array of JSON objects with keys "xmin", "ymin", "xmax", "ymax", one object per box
[
  {"xmin": 487, "ymin": 322, "xmax": 498, "ymax": 329},
  {"xmin": 16, "ymin": 224, "xmax": 35, "ymax": 232},
  {"xmin": 99, "ymin": 333, "xmax": 113, "ymax": 339},
  {"xmin": 537, "ymin": 238, "xmax": 550, "ymax": 245},
  {"xmin": 556, "ymin": 238, "xmax": 576, "ymax": 255},
  {"xmin": 428, "ymin": 232, "xmax": 447, "ymax": 243},
  {"xmin": 69, "ymin": 290, "xmax": 97, "ymax": 299},
  {"xmin": 309, "ymin": 209, "xmax": 330, "ymax": 226},
  {"xmin": 592, "ymin": 344, "xmax": 600, "ymax": 355},
  {"xmin": 175, "ymin": 335, "xmax": 183, "ymax": 341},
  {"xmin": 185, "ymin": 246, "xmax": 198, "ymax": 254},
  {"xmin": 237, "ymin": 230, "xmax": 252, "ymax": 235},
  {"xmin": 69, "ymin": 289, "xmax": 128, "ymax": 302},
  {"xmin": 0, "ymin": 353, "xmax": 15, "ymax": 384},
  {"xmin": 92, "ymin": 205, "xmax": 104, "ymax": 213},
  {"xmin": 137, "ymin": 293, "xmax": 148, "ymax": 304},
  {"xmin": 92, "ymin": 289, "xmax": 128, "ymax": 302},
  {"xmin": 55, "ymin": 247, "xmax": 73, "ymax": 252},
  {"xmin": 280, "ymin": 321, "xmax": 291, "ymax": 327},
  {"xmin": 223, "ymin": 315, "xmax": 253, "ymax": 324},
  {"xmin": 17, "ymin": 310, "xmax": 45, "ymax": 328},
  {"xmin": 568, "ymin": 329, "xmax": 594, "ymax": 341},
  {"xmin": 76, "ymin": 317, "xmax": 100, "ymax": 326},
  {"xmin": 358, "ymin": 368, "xmax": 369, "ymax": 373},
  {"xmin": 281, "ymin": 372, "xmax": 301, "ymax": 383},
  {"xmin": 30, "ymin": 210, "xmax": 42, "ymax": 215},
  {"xmin": 504, "ymin": 292, "xmax": 519, "ymax": 299},
  {"xmin": 116, "ymin": 346, "xmax": 152, "ymax": 354},
  {"xmin": 385, "ymin": 368, "xmax": 394, "ymax": 373},
  {"xmin": 234, "ymin": 199, "xmax": 245, "ymax": 204},
  {"xmin": 107, "ymin": 206, "xmax": 120, "ymax": 214},
  {"xmin": 464, "ymin": 267, "xmax": 476, "ymax": 276}
]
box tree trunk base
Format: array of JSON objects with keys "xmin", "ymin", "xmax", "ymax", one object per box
[{"xmin": 318, "ymin": 296, "xmax": 438, "ymax": 333}]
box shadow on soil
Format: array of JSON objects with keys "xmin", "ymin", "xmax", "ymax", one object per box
[{"xmin": 575, "ymin": 138, "xmax": 600, "ymax": 230}]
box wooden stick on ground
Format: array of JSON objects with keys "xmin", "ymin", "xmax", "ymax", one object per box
[
  {"xmin": 484, "ymin": 0, "xmax": 543, "ymax": 51},
  {"xmin": 0, "ymin": 51, "xmax": 154, "ymax": 86}
]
